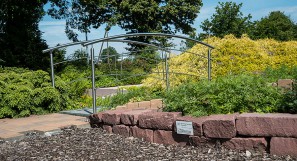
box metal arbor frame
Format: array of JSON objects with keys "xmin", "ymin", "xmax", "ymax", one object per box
[{"xmin": 42, "ymin": 33, "xmax": 215, "ymax": 114}]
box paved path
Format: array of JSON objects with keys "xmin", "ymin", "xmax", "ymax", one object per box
[
  {"xmin": 0, "ymin": 113, "xmax": 89, "ymax": 141},
  {"xmin": 0, "ymin": 85, "xmax": 142, "ymax": 141}
]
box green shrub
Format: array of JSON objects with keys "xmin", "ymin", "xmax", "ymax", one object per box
[
  {"xmin": 163, "ymin": 74, "xmax": 283, "ymax": 116},
  {"xmin": 262, "ymin": 65, "xmax": 297, "ymax": 82},
  {"xmin": 0, "ymin": 67, "xmax": 74, "ymax": 118}
]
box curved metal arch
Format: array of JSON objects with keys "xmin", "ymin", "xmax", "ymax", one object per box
[
  {"xmin": 42, "ymin": 33, "xmax": 214, "ymax": 53},
  {"xmin": 83, "ymin": 33, "xmax": 214, "ymax": 49},
  {"xmin": 42, "ymin": 39, "xmax": 161, "ymax": 53}
]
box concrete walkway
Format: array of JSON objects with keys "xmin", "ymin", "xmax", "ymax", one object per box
[{"xmin": 0, "ymin": 113, "xmax": 90, "ymax": 141}]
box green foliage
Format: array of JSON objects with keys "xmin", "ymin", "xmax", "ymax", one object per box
[
  {"xmin": 163, "ymin": 74, "xmax": 283, "ymax": 116},
  {"xmin": 280, "ymin": 82, "xmax": 297, "ymax": 114},
  {"xmin": 267, "ymin": 66, "xmax": 297, "ymax": 113},
  {"xmin": 68, "ymin": 49, "xmax": 88, "ymax": 68},
  {"xmin": 101, "ymin": 46, "xmax": 119, "ymax": 64},
  {"xmin": 144, "ymin": 35, "xmax": 297, "ymax": 88},
  {"xmin": 262, "ymin": 65, "xmax": 297, "ymax": 82},
  {"xmin": 58, "ymin": 65, "xmax": 91, "ymax": 99},
  {"xmin": 0, "ymin": 67, "xmax": 73, "ymax": 118},
  {"xmin": 251, "ymin": 11, "xmax": 297, "ymax": 41},
  {"xmin": 199, "ymin": 2, "xmax": 252, "ymax": 39}
]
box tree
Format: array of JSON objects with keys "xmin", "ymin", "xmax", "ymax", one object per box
[
  {"xmin": 100, "ymin": 46, "xmax": 119, "ymax": 64},
  {"xmin": 0, "ymin": 0, "xmax": 49, "ymax": 70},
  {"xmin": 66, "ymin": 49, "xmax": 88, "ymax": 68},
  {"xmin": 48, "ymin": 0, "xmax": 112, "ymax": 42},
  {"xmin": 48, "ymin": 0, "xmax": 203, "ymax": 49},
  {"xmin": 250, "ymin": 11, "xmax": 297, "ymax": 41},
  {"xmin": 199, "ymin": 2, "xmax": 252, "ymax": 39},
  {"xmin": 134, "ymin": 47, "xmax": 161, "ymax": 72},
  {"xmin": 180, "ymin": 31, "xmax": 199, "ymax": 50}
]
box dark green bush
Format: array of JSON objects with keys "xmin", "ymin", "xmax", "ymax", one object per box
[
  {"xmin": 279, "ymin": 79, "xmax": 297, "ymax": 114},
  {"xmin": 261, "ymin": 65, "xmax": 297, "ymax": 114},
  {"xmin": 163, "ymin": 74, "xmax": 283, "ymax": 116}
]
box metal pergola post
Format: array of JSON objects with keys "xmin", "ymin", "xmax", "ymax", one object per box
[
  {"xmin": 208, "ymin": 48, "xmax": 212, "ymax": 81},
  {"xmin": 165, "ymin": 52, "xmax": 169, "ymax": 91},
  {"xmin": 50, "ymin": 50, "xmax": 55, "ymax": 88},
  {"xmin": 91, "ymin": 46, "xmax": 97, "ymax": 114}
]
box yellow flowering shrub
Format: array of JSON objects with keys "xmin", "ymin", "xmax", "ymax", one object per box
[{"xmin": 143, "ymin": 35, "xmax": 297, "ymax": 88}]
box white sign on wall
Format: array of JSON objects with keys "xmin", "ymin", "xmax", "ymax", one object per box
[{"xmin": 176, "ymin": 121, "xmax": 193, "ymax": 135}]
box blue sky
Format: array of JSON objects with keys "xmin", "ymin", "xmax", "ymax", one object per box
[{"xmin": 39, "ymin": 0, "xmax": 297, "ymax": 55}]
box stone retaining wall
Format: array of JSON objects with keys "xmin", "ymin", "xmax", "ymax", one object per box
[{"xmin": 89, "ymin": 103, "xmax": 297, "ymax": 157}]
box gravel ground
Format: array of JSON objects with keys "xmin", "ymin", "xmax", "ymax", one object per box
[{"xmin": 0, "ymin": 126, "xmax": 296, "ymax": 161}]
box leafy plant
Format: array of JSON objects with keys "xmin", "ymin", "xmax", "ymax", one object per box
[
  {"xmin": 262, "ymin": 65, "xmax": 297, "ymax": 82},
  {"xmin": 163, "ymin": 74, "xmax": 283, "ymax": 116},
  {"xmin": 143, "ymin": 35, "xmax": 297, "ymax": 88},
  {"xmin": 0, "ymin": 67, "xmax": 74, "ymax": 118}
]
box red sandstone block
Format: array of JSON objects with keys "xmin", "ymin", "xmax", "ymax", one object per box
[
  {"xmin": 277, "ymin": 79, "xmax": 293, "ymax": 90},
  {"xmin": 236, "ymin": 113, "xmax": 297, "ymax": 137},
  {"xmin": 270, "ymin": 137, "xmax": 297, "ymax": 157},
  {"xmin": 150, "ymin": 99, "xmax": 163, "ymax": 109},
  {"xmin": 138, "ymin": 112, "xmax": 182, "ymax": 130},
  {"xmin": 127, "ymin": 102, "xmax": 139, "ymax": 109},
  {"xmin": 189, "ymin": 136, "xmax": 217, "ymax": 147},
  {"xmin": 102, "ymin": 110, "xmax": 131, "ymax": 125},
  {"xmin": 175, "ymin": 116, "xmax": 207, "ymax": 136},
  {"xmin": 116, "ymin": 105, "xmax": 127, "ymax": 110},
  {"xmin": 153, "ymin": 130, "xmax": 188, "ymax": 146},
  {"xmin": 203, "ymin": 114, "xmax": 237, "ymax": 139},
  {"xmin": 113, "ymin": 125, "xmax": 130, "ymax": 137},
  {"xmin": 88, "ymin": 112, "xmax": 103, "ymax": 124},
  {"xmin": 130, "ymin": 126, "xmax": 154, "ymax": 142},
  {"xmin": 222, "ymin": 138, "xmax": 267, "ymax": 152},
  {"xmin": 103, "ymin": 125, "xmax": 113, "ymax": 133},
  {"xmin": 120, "ymin": 110, "xmax": 153, "ymax": 125},
  {"xmin": 138, "ymin": 101, "xmax": 151, "ymax": 109}
]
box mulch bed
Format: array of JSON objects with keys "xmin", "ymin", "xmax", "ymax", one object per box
[{"xmin": 0, "ymin": 126, "xmax": 295, "ymax": 161}]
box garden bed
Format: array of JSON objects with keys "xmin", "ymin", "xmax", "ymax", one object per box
[{"xmin": 0, "ymin": 126, "xmax": 294, "ymax": 160}]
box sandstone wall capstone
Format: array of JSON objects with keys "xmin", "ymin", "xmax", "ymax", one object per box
[
  {"xmin": 203, "ymin": 114, "xmax": 237, "ymax": 139},
  {"xmin": 102, "ymin": 110, "xmax": 131, "ymax": 125},
  {"xmin": 138, "ymin": 112, "xmax": 182, "ymax": 130},
  {"xmin": 236, "ymin": 113, "xmax": 297, "ymax": 137},
  {"xmin": 120, "ymin": 110, "xmax": 152, "ymax": 126}
]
